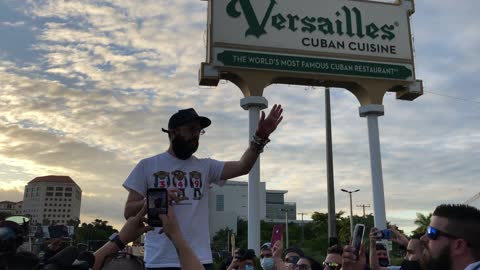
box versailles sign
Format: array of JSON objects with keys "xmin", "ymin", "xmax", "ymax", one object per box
[{"xmin": 201, "ymin": 0, "xmax": 418, "ymax": 85}]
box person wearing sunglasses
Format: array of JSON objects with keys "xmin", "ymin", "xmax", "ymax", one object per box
[
  {"xmin": 284, "ymin": 246, "xmax": 305, "ymax": 270},
  {"xmin": 123, "ymin": 105, "xmax": 284, "ymax": 269},
  {"xmin": 323, "ymin": 245, "xmax": 343, "ymax": 270},
  {"xmin": 419, "ymin": 204, "xmax": 480, "ymax": 270}
]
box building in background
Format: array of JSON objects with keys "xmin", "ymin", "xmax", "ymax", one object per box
[
  {"xmin": 0, "ymin": 200, "xmax": 23, "ymax": 215},
  {"xmin": 22, "ymin": 175, "xmax": 82, "ymax": 225},
  {"xmin": 208, "ymin": 180, "xmax": 297, "ymax": 238}
]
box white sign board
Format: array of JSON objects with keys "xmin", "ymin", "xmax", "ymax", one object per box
[{"xmin": 206, "ymin": 0, "xmax": 416, "ymax": 81}]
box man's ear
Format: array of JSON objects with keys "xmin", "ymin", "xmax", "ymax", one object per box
[{"xmin": 451, "ymin": 238, "xmax": 470, "ymax": 257}]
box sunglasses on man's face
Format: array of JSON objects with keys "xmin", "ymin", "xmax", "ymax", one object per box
[
  {"xmin": 260, "ymin": 253, "xmax": 272, "ymax": 259},
  {"xmin": 286, "ymin": 256, "xmax": 300, "ymax": 264},
  {"xmin": 323, "ymin": 261, "xmax": 342, "ymax": 270},
  {"xmin": 426, "ymin": 226, "xmax": 458, "ymax": 240}
]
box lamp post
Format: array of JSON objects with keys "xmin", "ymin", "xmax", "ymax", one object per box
[
  {"xmin": 280, "ymin": 208, "xmax": 289, "ymax": 248},
  {"xmin": 298, "ymin": 212, "xmax": 307, "ymax": 245},
  {"xmin": 341, "ymin": 188, "xmax": 360, "ymax": 237}
]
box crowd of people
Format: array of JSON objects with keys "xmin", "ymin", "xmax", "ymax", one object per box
[{"xmin": 1, "ymin": 107, "xmax": 480, "ymax": 270}]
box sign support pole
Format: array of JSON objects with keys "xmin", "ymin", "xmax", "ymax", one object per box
[
  {"xmin": 359, "ymin": 104, "xmax": 387, "ymax": 230},
  {"xmin": 241, "ymin": 96, "xmax": 268, "ymax": 256}
]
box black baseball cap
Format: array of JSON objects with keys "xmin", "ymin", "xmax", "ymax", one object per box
[{"xmin": 162, "ymin": 108, "xmax": 211, "ymax": 132}]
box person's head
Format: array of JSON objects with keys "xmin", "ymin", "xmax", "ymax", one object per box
[
  {"xmin": 284, "ymin": 246, "xmax": 304, "ymax": 270},
  {"xmin": 162, "ymin": 108, "xmax": 211, "ymax": 160},
  {"xmin": 323, "ymin": 245, "xmax": 343, "ymax": 270},
  {"xmin": 406, "ymin": 239, "xmax": 424, "ymax": 261},
  {"xmin": 420, "ymin": 204, "xmax": 480, "ymax": 270},
  {"xmin": 375, "ymin": 243, "xmax": 389, "ymax": 267},
  {"xmin": 260, "ymin": 242, "xmax": 274, "ymax": 270},
  {"xmin": 295, "ymin": 256, "xmax": 322, "ymax": 270},
  {"xmin": 101, "ymin": 252, "xmax": 144, "ymax": 270},
  {"xmin": 236, "ymin": 248, "xmax": 256, "ymax": 270},
  {"xmin": 0, "ymin": 220, "xmax": 25, "ymax": 255}
]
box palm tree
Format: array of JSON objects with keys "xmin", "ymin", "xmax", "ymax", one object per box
[{"xmin": 412, "ymin": 212, "xmax": 432, "ymax": 236}]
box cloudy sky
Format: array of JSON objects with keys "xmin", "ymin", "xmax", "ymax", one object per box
[{"xmin": 1, "ymin": 0, "xmax": 479, "ymax": 234}]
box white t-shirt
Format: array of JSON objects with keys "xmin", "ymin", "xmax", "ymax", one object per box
[{"xmin": 123, "ymin": 152, "xmax": 225, "ymax": 268}]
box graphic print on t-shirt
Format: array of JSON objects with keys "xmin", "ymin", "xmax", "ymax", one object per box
[
  {"xmin": 153, "ymin": 171, "xmax": 170, "ymax": 188},
  {"xmin": 189, "ymin": 171, "xmax": 203, "ymax": 200},
  {"xmin": 172, "ymin": 170, "xmax": 189, "ymax": 200}
]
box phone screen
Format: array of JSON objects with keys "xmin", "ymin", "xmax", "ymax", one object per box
[
  {"xmin": 147, "ymin": 188, "xmax": 168, "ymax": 227},
  {"xmin": 352, "ymin": 224, "xmax": 365, "ymax": 259},
  {"xmin": 271, "ymin": 224, "xmax": 284, "ymax": 246}
]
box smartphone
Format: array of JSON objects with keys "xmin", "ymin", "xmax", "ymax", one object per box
[
  {"xmin": 147, "ymin": 188, "xmax": 168, "ymax": 227},
  {"xmin": 270, "ymin": 224, "xmax": 284, "ymax": 246},
  {"xmin": 352, "ymin": 224, "xmax": 365, "ymax": 259},
  {"xmin": 375, "ymin": 229, "xmax": 392, "ymax": 240}
]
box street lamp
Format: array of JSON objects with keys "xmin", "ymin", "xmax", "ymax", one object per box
[
  {"xmin": 341, "ymin": 188, "xmax": 360, "ymax": 237},
  {"xmin": 280, "ymin": 208, "xmax": 289, "ymax": 248}
]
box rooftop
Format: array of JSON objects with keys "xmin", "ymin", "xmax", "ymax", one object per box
[{"xmin": 28, "ymin": 175, "xmax": 81, "ymax": 190}]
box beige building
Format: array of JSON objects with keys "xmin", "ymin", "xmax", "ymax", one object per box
[
  {"xmin": 0, "ymin": 200, "xmax": 22, "ymax": 215},
  {"xmin": 22, "ymin": 175, "xmax": 82, "ymax": 225}
]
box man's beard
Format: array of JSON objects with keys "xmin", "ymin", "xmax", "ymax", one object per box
[
  {"xmin": 425, "ymin": 244, "xmax": 451, "ymax": 270},
  {"xmin": 172, "ymin": 135, "xmax": 198, "ymax": 160}
]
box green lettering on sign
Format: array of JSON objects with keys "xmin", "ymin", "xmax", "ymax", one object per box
[{"xmin": 217, "ymin": 50, "xmax": 412, "ymax": 80}]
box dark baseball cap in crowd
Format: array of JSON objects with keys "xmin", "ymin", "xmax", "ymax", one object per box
[{"xmin": 161, "ymin": 108, "xmax": 211, "ymax": 132}]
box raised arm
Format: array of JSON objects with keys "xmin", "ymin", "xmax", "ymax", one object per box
[
  {"xmin": 160, "ymin": 207, "xmax": 205, "ymax": 270},
  {"xmin": 369, "ymin": 227, "xmax": 389, "ymax": 270},
  {"xmin": 94, "ymin": 201, "xmax": 153, "ymax": 270},
  {"xmin": 221, "ymin": 104, "xmax": 283, "ymax": 180}
]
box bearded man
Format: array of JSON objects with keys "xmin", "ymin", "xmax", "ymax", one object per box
[{"xmin": 123, "ymin": 106, "xmax": 283, "ymax": 270}]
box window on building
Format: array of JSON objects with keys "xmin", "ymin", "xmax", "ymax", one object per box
[
  {"xmin": 216, "ymin": 194, "xmax": 224, "ymax": 212},
  {"xmin": 55, "ymin": 192, "xmax": 62, "ymax": 197},
  {"xmin": 47, "ymin": 187, "xmax": 54, "ymax": 191},
  {"xmin": 65, "ymin": 187, "xmax": 72, "ymax": 191},
  {"xmin": 46, "ymin": 192, "xmax": 53, "ymax": 196},
  {"xmin": 67, "ymin": 210, "xmax": 70, "ymax": 212},
  {"xmin": 56, "ymin": 187, "xmax": 63, "ymax": 191},
  {"xmin": 65, "ymin": 193, "xmax": 72, "ymax": 197}
]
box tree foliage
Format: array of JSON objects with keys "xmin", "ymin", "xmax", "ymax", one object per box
[
  {"xmin": 412, "ymin": 212, "xmax": 432, "ymax": 236},
  {"xmin": 74, "ymin": 219, "xmax": 118, "ymax": 244}
]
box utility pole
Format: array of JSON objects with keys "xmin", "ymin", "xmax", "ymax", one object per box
[
  {"xmin": 299, "ymin": 212, "xmax": 307, "ymax": 245},
  {"xmin": 341, "ymin": 188, "xmax": 360, "ymax": 237},
  {"xmin": 325, "ymin": 87, "xmax": 338, "ymax": 247},
  {"xmin": 281, "ymin": 208, "xmax": 289, "ymax": 248},
  {"xmin": 357, "ymin": 204, "xmax": 370, "ymax": 218}
]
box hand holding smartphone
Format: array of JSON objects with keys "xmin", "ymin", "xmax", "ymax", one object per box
[
  {"xmin": 352, "ymin": 224, "xmax": 365, "ymax": 259},
  {"xmin": 147, "ymin": 188, "xmax": 168, "ymax": 227}
]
